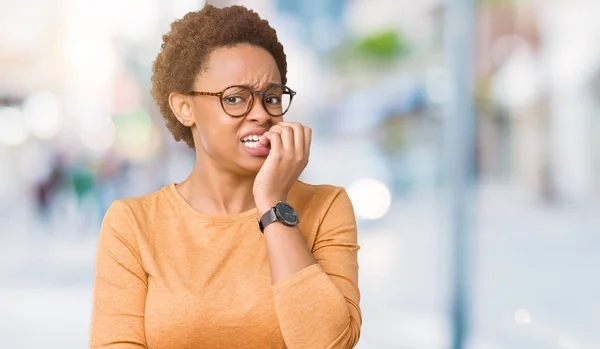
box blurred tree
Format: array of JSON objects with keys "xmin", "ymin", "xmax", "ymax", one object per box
[
  {"xmin": 335, "ymin": 29, "xmax": 411, "ymax": 64},
  {"xmin": 355, "ymin": 30, "xmax": 409, "ymax": 61}
]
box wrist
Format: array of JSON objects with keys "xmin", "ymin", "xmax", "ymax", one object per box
[
  {"xmin": 255, "ymin": 196, "xmax": 286, "ymax": 215},
  {"xmin": 257, "ymin": 200, "xmax": 299, "ymax": 233}
]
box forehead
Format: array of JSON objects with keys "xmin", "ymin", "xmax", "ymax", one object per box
[{"xmin": 195, "ymin": 44, "xmax": 281, "ymax": 90}]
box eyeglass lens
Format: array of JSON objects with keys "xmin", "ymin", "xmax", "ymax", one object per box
[{"xmin": 221, "ymin": 85, "xmax": 291, "ymax": 117}]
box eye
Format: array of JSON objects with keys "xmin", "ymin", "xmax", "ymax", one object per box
[
  {"xmin": 223, "ymin": 96, "xmax": 246, "ymax": 105},
  {"xmin": 265, "ymin": 96, "xmax": 282, "ymax": 105}
]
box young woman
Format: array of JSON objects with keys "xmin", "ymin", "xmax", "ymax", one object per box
[{"xmin": 90, "ymin": 5, "xmax": 361, "ymax": 348}]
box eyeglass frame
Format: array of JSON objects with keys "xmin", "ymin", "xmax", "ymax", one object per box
[{"xmin": 185, "ymin": 83, "xmax": 296, "ymax": 118}]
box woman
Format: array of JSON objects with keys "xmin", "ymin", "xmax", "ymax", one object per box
[{"xmin": 90, "ymin": 5, "xmax": 361, "ymax": 349}]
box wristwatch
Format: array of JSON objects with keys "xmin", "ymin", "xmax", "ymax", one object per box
[{"xmin": 258, "ymin": 202, "xmax": 299, "ymax": 233}]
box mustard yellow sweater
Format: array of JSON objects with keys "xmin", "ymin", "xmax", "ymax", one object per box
[{"xmin": 90, "ymin": 181, "xmax": 361, "ymax": 348}]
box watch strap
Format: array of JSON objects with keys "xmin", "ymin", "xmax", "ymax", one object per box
[{"xmin": 258, "ymin": 208, "xmax": 277, "ymax": 233}]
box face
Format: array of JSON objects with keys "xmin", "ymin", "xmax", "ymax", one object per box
[{"xmin": 172, "ymin": 44, "xmax": 284, "ymax": 176}]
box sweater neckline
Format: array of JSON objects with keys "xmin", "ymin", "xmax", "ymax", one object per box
[{"xmin": 167, "ymin": 183, "xmax": 259, "ymax": 223}]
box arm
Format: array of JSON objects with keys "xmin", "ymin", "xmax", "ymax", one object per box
[
  {"xmin": 90, "ymin": 201, "xmax": 148, "ymax": 348},
  {"xmin": 260, "ymin": 206, "xmax": 317, "ymax": 285},
  {"xmin": 261, "ymin": 189, "xmax": 362, "ymax": 349}
]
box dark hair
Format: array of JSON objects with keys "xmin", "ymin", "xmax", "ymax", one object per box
[{"xmin": 151, "ymin": 5, "xmax": 288, "ymax": 148}]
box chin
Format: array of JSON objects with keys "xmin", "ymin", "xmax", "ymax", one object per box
[
  {"xmin": 236, "ymin": 144, "xmax": 269, "ymax": 173},
  {"xmin": 236, "ymin": 156, "xmax": 266, "ymax": 175}
]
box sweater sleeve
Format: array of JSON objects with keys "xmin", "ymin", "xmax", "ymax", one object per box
[
  {"xmin": 272, "ymin": 188, "xmax": 362, "ymax": 349},
  {"xmin": 90, "ymin": 201, "xmax": 148, "ymax": 348}
]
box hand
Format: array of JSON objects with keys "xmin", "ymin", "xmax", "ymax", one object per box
[{"xmin": 253, "ymin": 122, "xmax": 312, "ymax": 213}]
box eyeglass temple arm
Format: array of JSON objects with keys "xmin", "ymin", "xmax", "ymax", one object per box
[{"xmin": 188, "ymin": 91, "xmax": 223, "ymax": 97}]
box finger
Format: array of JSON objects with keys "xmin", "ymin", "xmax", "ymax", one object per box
[
  {"xmin": 259, "ymin": 125, "xmax": 278, "ymax": 145},
  {"xmin": 259, "ymin": 124, "xmax": 282, "ymax": 145},
  {"xmin": 291, "ymin": 123, "xmax": 305, "ymax": 154},
  {"xmin": 268, "ymin": 130, "xmax": 282, "ymax": 157},
  {"xmin": 303, "ymin": 126, "xmax": 312, "ymax": 157},
  {"xmin": 260, "ymin": 130, "xmax": 278, "ymax": 148},
  {"xmin": 281, "ymin": 126, "xmax": 294, "ymax": 151},
  {"xmin": 268, "ymin": 124, "xmax": 293, "ymax": 151},
  {"xmin": 278, "ymin": 122, "xmax": 305, "ymax": 154},
  {"xmin": 259, "ymin": 131, "xmax": 272, "ymax": 146}
]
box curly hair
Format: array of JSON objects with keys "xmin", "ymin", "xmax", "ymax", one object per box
[{"xmin": 151, "ymin": 5, "xmax": 288, "ymax": 148}]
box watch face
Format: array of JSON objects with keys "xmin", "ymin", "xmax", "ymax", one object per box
[{"xmin": 275, "ymin": 202, "xmax": 298, "ymax": 225}]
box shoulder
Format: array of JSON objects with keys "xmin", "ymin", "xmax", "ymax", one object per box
[
  {"xmin": 290, "ymin": 180, "xmax": 346, "ymax": 202},
  {"xmin": 289, "ymin": 180, "xmax": 353, "ymax": 218},
  {"xmin": 104, "ymin": 184, "xmax": 173, "ymax": 223}
]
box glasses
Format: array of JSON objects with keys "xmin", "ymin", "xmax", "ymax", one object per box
[{"xmin": 187, "ymin": 84, "xmax": 296, "ymax": 118}]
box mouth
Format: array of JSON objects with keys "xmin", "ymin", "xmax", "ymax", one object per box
[
  {"xmin": 240, "ymin": 134, "xmax": 270, "ymax": 149},
  {"xmin": 239, "ymin": 128, "xmax": 271, "ymax": 157}
]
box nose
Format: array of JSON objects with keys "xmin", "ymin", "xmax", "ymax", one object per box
[{"xmin": 245, "ymin": 95, "xmax": 273, "ymax": 125}]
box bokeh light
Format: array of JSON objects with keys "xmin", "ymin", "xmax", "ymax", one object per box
[
  {"xmin": 80, "ymin": 120, "xmax": 116, "ymax": 153},
  {"xmin": 514, "ymin": 309, "xmax": 532, "ymax": 325},
  {"xmin": 0, "ymin": 107, "xmax": 29, "ymax": 146},
  {"xmin": 23, "ymin": 91, "xmax": 63, "ymax": 139},
  {"xmin": 347, "ymin": 178, "xmax": 392, "ymax": 220},
  {"xmin": 114, "ymin": 109, "xmax": 159, "ymax": 160}
]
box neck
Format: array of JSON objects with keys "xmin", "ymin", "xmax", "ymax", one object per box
[{"xmin": 176, "ymin": 154, "xmax": 257, "ymax": 216}]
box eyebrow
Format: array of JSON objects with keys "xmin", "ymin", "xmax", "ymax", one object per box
[{"xmin": 237, "ymin": 82, "xmax": 281, "ymax": 91}]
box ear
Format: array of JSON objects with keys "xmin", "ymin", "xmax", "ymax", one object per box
[{"xmin": 169, "ymin": 92, "xmax": 195, "ymax": 127}]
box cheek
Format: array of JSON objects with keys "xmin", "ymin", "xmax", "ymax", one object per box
[{"xmin": 197, "ymin": 114, "xmax": 242, "ymax": 154}]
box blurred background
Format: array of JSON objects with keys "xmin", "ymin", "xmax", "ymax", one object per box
[{"xmin": 1, "ymin": 0, "xmax": 599, "ymax": 348}]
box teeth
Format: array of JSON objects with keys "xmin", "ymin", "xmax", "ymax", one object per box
[
  {"xmin": 242, "ymin": 134, "xmax": 262, "ymax": 142},
  {"xmin": 243, "ymin": 141, "xmax": 259, "ymax": 148}
]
